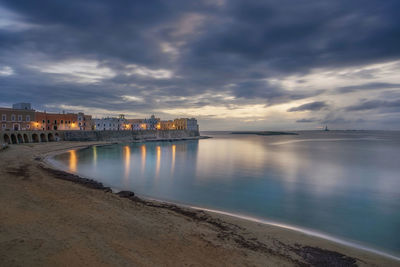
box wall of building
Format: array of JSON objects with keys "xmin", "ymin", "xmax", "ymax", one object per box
[
  {"xmin": 1, "ymin": 129, "xmax": 199, "ymax": 146},
  {"xmin": 0, "ymin": 130, "xmax": 64, "ymax": 145},
  {"xmin": 63, "ymin": 129, "xmax": 199, "ymax": 142},
  {"xmin": 34, "ymin": 112, "xmax": 81, "ymax": 131},
  {"xmin": 93, "ymin": 118, "xmax": 128, "ymax": 131},
  {"xmin": 1, "ymin": 108, "xmax": 36, "ymax": 131}
]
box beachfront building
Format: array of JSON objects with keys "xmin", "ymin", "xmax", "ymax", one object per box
[
  {"xmin": 173, "ymin": 118, "xmax": 199, "ymax": 131},
  {"xmin": 94, "ymin": 116, "xmax": 128, "ymax": 131},
  {"xmin": 77, "ymin": 112, "xmax": 94, "ymax": 131},
  {"xmin": 143, "ymin": 115, "xmax": 160, "ymax": 130},
  {"xmin": 34, "ymin": 112, "xmax": 91, "ymax": 131},
  {"xmin": 187, "ymin": 118, "xmax": 199, "ymax": 131},
  {"xmin": 1, "ymin": 103, "xmax": 94, "ymax": 131},
  {"xmin": 126, "ymin": 119, "xmax": 145, "ymax": 130},
  {"xmin": 1, "ymin": 103, "xmax": 35, "ymax": 131},
  {"xmin": 157, "ymin": 120, "xmax": 175, "ymax": 130}
]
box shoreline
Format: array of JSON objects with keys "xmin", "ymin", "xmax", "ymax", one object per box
[
  {"xmin": 44, "ymin": 141, "xmax": 400, "ymax": 262},
  {"xmin": 1, "ymin": 141, "xmax": 399, "ymax": 266}
]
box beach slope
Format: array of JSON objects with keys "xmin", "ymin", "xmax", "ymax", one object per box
[{"xmin": 0, "ymin": 142, "xmax": 397, "ymax": 266}]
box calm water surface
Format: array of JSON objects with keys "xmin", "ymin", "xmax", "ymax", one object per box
[{"xmin": 53, "ymin": 131, "xmax": 400, "ymax": 257}]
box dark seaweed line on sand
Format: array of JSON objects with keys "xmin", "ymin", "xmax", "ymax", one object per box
[{"xmin": 39, "ymin": 164, "xmax": 358, "ymax": 267}]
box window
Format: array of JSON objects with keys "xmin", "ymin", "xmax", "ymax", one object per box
[
  {"xmin": 1, "ymin": 114, "xmax": 6, "ymax": 121},
  {"xmin": 11, "ymin": 114, "xmax": 16, "ymax": 121},
  {"xmin": 2, "ymin": 124, "xmax": 5, "ymax": 129},
  {"xmin": 26, "ymin": 115, "xmax": 30, "ymax": 122},
  {"xmin": 43, "ymin": 120, "xmax": 45, "ymax": 123},
  {"xmin": 61, "ymin": 120, "xmax": 63, "ymax": 124},
  {"xmin": 26, "ymin": 125, "xmax": 30, "ymax": 129},
  {"xmin": 47, "ymin": 120, "xmax": 50, "ymax": 123},
  {"xmin": 54, "ymin": 120, "xmax": 57, "ymax": 124},
  {"xmin": 18, "ymin": 115, "xmax": 22, "ymax": 121}
]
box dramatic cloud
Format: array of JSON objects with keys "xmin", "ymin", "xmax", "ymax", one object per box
[
  {"xmin": 0, "ymin": 0, "xmax": 399, "ymax": 130},
  {"xmin": 287, "ymin": 101, "xmax": 328, "ymax": 112},
  {"xmin": 346, "ymin": 99, "xmax": 400, "ymax": 111},
  {"xmin": 338, "ymin": 82, "xmax": 400, "ymax": 93}
]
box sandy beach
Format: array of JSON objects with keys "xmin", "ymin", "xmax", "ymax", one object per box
[{"xmin": 0, "ymin": 142, "xmax": 398, "ymax": 266}]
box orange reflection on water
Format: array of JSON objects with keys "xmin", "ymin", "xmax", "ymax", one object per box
[
  {"xmin": 124, "ymin": 146, "xmax": 131, "ymax": 181},
  {"xmin": 69, "ymin": 150, "xmax": 77, "ymax": 172},
  {"xmin": 141, "ymin": 145, "xmax": 146, "ymax": 174},
  {"xmin": 156, "ymin": 146, "xmax": 161, "ymax": 178},
  {"xmin": 93, "ymin": 146, "xmax": 97, "ymax": 166},
  {"xmin": 171, "ymin": 145, "xmax": 176, "ymax": 175}
]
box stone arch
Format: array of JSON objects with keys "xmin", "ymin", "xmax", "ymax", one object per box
[
  {"xmin": 3, "ymin": 134, "xmax": 11, "ymax": 144},
  {"xmin": 11, "ymin": 134, "xmax": 17, "ymax": 144},
  {"xmin": 23, "ymin": 134, "xmax": 29, "ymax": 143},
  {"xmin": 40, "ymin": 133, "xmax": 47, "ymax": 142},
  {"xmin": 48, "ymin": 133, "xmax": 55, "ymax": 142},
  {"xmin": 55, "ymin": 132, "xmax": 60, "ymax": 141},
  {"xmin": 17, "ymin": 133, "xmax": 23, "ymax": 143},
  {"xmin": 32, "ymin": 133, "xmax": 39, "ymax": 143}
]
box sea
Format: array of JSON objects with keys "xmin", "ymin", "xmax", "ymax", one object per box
[{"xmin": 51, "ymin": 130, "xmax": 400, "ymax": 259}]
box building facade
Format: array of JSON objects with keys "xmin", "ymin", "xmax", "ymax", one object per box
[
  {"xmin": 157, "ymin": 120, "xmax": 175, "ymax": 130},
  {"xmin": 94, "ymin": 117, "xmax": 128, "ymax": 131},
  {"xmin": 1, "ymin": 103, "xmax": 199, "ymax": 133},
  {"xmin": 34, "ymin": 112, "xmax": 82, "ymax": 131},
  {"xmin": 187, "ymin": 118, "xmax": 199, "ymax": 131},
  {"xmin": 143, "ymin": 115, "xmax": 160, "ymax": 130},
  {"xmin": 173, "ymin": 118, "xmax": 198, "ymax": 131},
  {"xmin": 126, "ymin": 119, "xmax": 145, "ymax": 130},
  {"xmin": 0, "ymin": 107, "xmax": 35, "ymax": 131},
  {"xmin": 77, "ymin": 112, "xmax": 94, "ymax": 131}
]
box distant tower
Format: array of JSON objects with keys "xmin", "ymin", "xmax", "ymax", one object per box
[{"xmin": 324, "ymin": 125, "xmax": 329, "ymax": 131}]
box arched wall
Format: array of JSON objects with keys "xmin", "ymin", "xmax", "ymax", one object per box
[
  {"xmin": 40, "ymin": 133, "xmax": 47, "ymax": 142},
  {"xmin": 3, "ymin": 134, "xmax": 11, "ymax": 144},
  {"xmin": 32, "ymin": 133, "xmax": 39, "ymax": 143},
  {"xmin": 11, "ymin": 134, "xmax": 17, "ymax": 144},
  {"xmin": 23, "ymin": 134, "xmax": 29, "ymax": 143}
]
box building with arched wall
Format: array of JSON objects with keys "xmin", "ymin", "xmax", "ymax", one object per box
[{"xmin": 1, "ymin": 107, "xmax": 35, "ymax": 131}]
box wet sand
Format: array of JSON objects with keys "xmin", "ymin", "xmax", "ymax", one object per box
[{"xmin": 0, "ymin": 141, "xmax": 398, "ymax": 266}]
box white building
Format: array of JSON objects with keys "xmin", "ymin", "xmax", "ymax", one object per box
[
  {"xmin": 94, "ymin": 117, "xmax": 127, "ymax": 131},
  {"xmin": 187, "ymin": 118, "xmax": 199, "ymax": 131},
  {"xmin": 143, "ymin": 115, "xmax": 160, "ymax": 130}
]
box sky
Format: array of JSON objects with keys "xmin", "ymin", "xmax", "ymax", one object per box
[{"xmin": 0, "ymin": 0, "xmax": 399, "ymax": 130}]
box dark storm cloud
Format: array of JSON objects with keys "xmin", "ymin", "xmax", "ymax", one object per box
[
  {"xmin": 185, "ymin": 0, "xmax": 400, "ymax": 76},
  {"xmin": 0, "ymin": 0, "xmax": 399, "ymax": 128},
  {"xmin": 287, "ymin": 101, "xmax": 328, "ymax": 112},
  {"xmin": 345, "ymin": 99, "xmax": 400, "ymax": 111},
  {"xmin": 338, "ymin": 82, "xmax": 400, "ymax": 93}
]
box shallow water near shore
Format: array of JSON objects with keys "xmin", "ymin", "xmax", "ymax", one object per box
[{"xmin": 52, "ymin": 130, "xmax": 400, "ymax": 257}]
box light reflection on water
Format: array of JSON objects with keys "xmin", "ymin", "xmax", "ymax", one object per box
[
  {"xmin": 56, "ymin": 131, "xmax": 400, "ymax": 256},
  {"xmin": 68, "ymin": 150, "xmax": 77, "ymax": 172},
  {"xmin": 123, "ymin": 146, "xmax": 130, "ymax": 185}
]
